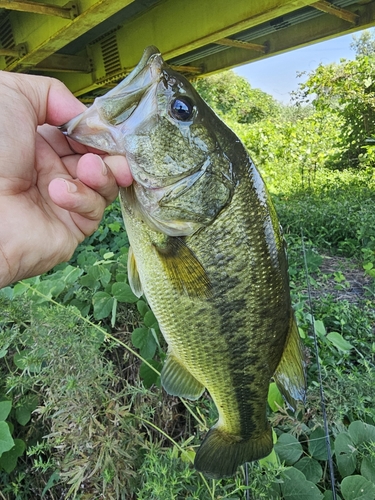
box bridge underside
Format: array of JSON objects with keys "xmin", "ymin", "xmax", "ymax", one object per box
[{"xmin": 1, "ymin": 0, "xmax": 374, "ymax": 100}]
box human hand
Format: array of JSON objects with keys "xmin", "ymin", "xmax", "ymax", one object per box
[{"xmin": 0, "ymin": 72, "xmax": 132, "ymax": 288}]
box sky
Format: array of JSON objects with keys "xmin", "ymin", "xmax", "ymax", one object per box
[{"xmin": 234, "ymin": 32, "xmax": 359, "ymax": 103}]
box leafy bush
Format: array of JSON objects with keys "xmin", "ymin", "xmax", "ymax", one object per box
[
  {"xmin": 0, "ymin": 294, "xmax": 151, "ymax": 499},
  {"xmin": 194, "ymin": 70, "xmax": 281, "ymax": 124},
  {"xmin": 296, "ymin": 55, "xmax": 375, "ymax": 169}
]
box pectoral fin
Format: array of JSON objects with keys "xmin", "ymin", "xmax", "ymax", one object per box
[
  {"xmin": 127, "ymin": 246, "xmax": 143, "ymax": 298},
  {"xmin": 273, "ymin": 315, "xmax": 306, "ymax": 411},
  {"xmin": 153, "ymin": 236, "xmax": 212, "ymax": 299},
  {"xmin": 161, "ymin": 354, "xmax": 205, "ymax": 400}
]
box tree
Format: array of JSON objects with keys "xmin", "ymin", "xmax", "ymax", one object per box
[
  {"xmin": 295, "ymin": 55, "xmax": 375, "ymax": 168},
  {"xmin": 193, "ymin": 70, "xmax": 281, "ymax": 124},
  {"xmin": 350, "ymin": 29, "xmax": 375, "ymax": 57}
]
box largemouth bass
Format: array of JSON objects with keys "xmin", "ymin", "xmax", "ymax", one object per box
[{"xmin": 61, "ymin": 46, "xmax": 305, "ymax": 479}]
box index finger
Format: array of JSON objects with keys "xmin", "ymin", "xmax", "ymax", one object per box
[{"xmin": 1, "ymin": 72, "xmax": 86, "ymax": 126}]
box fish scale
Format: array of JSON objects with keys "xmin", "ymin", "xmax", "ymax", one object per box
[{"xmin": 61, "ymin": 45, "xmax": 306, "ymax": 479}]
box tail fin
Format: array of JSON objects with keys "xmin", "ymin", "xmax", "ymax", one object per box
[{"xmin": 194, "ymin": 426, "xmax": 273, "ymax": 479}]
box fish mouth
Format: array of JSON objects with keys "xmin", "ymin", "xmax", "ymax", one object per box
[{"xmin": 59, "ymin": 46, "xmax": 163, "ymax": 152}]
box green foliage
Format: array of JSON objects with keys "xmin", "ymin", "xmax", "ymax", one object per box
[
  {"xmin": 136, "ymin": 442, "xmax": 286, "ymax": 500},
  {"xmin": 274, "ymin": 169, "xmax": 375, "ymax": 257},
  {"xmin": 350, "ymin": 28, "xmax": 375, "ymax": 57},
  {"xmin": 280, "ymin": 467, "xmax": 323, "ymax": 499},
  {"xmin": 0, "ymin": 374, "xmax": 36, "ymax": 477},
  {"xmin": 194, "ymin": 70, "xmax": 281, "ymax": 124},
  {"xmin": 0, "ymin": 294, "xmax": 151, "ymax": 499},
  {"xmin": 296, "ymin": 54, "xmax": 375, "ymax": 169}
]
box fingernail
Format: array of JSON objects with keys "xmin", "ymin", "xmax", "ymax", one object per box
[
  {"xmin": 96, "ymin": 154, "xmax": 108, "ymax": 176},
  {"xmin": 65, "ymin": 180, "xmax": 78, "ymax": 193}
]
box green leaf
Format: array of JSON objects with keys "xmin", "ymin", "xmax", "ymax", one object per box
[
  {"xmin": 61, "ymin": 265, "xmax": 83, "ymax": 285},
  {"xmin": 137, "ymin": 300, "xmax": 150, "ymax": 317},
  {"xmin": 314, "ymin": 320, "xmax": 327, "ymax": 339},
  {"xmin": 323, "ymin": 491, "xmax": 342, "ymax": 500},
  {"xmin": 259, "ymin": 429, "xmax": 279, "ymax": 468},
  {"xmin": 94, "ymin": 265, "xmax": 112, "ymax": 287},
  {"xmin": 294, "ymin": 457, "xmax": 323, "ymax": 484},
  {"xmin": 139, "ymin": 360, "xmax": 162, "ymax": 389},
  {"xmin": 16, "ymin": 406, "xmax": 32, "ymax": 426},
  {"xmin": 110, "ymin": 297, "xmax": 118, "ymax": 328},
  {"xmin": 80, "ymin": 273, "xmax": 99, "ymax": 290},
  {"xmin": 24, "ymin": 280, "xmax": 52, "ymax": 303},
  {"xmin": 13, "ymin": 349, "xmax": 44, "ymax": 373},
  {"xmin": 0, "ymin": 421, "xmax": 14, "ymax": 456},
  {"xmin": 308, "ymin": 428, "xmax": 329, "ymax": 461},
  {"xmin": 281, "ymin": 467, "xmax": 323, "ymax": 499},
  {"xmin": 144, "ymin": 310, "xmax": 158, "ymax": 328},
  {"xmin": 131, "ymin": 327, "xmax": 149, "ymax": 348},
  {"xmin": 268, "ymin": 382, "xmax": 284, "ymax": 412},
  {"xmin": 13, "ymin": 281, "xmax": 30, "ymax": 297},
  {"xmin": 13, "ymin": 351, "xmax": 27, "ymax": 370},
  {"xmin": 0, "ymin": 401, "xmax": 12, "ymax": 421},
  {"xmin": 364, "ymin": 77, "xmax": 372, "ymax": 88},
  {"xmin": 180, "ymin": 449, "xmax": 195, "ymax": 464},
  {"xmin": 341, "ymin": 475, "xmax": 375, "ymax": 500},
  {"xmin": 326, "ymin": 332, "xmax": 353, "ymax": 352},
  {"xmin": 42, "ymin": 470, "xmax": 60, "ymax": 498},
  {"xmin": 348, "ymin": 420, "xmax": 375, "ymax": 446},
  {"xmin": 116, "ymin": 272, "xmax": 128, "ymax": 283},
  {"xmin": 363, "ymin": 262, "xmax": 373, "ymax": 271},
  {"xmin": 0, "ymin": 287, "xmax": 13, "ymax": 300},
  {"xmin": 0, "ymin": 439, "xmax": 26, "ymax": 473},
  {"xmin": 131, "ymin": 328, "xmax": 157, "ymax": 359},
  {"xmin": 92, "ymin": 291, "xmax": 114, "ymax": 320},
  {"xmin": 111, "ymin": 282, "xmax": 138, "ymax": 303},
  {"xmin": 361, "ymin": 455, "xmax": 375, "ymax": 484},
  {"xmin": 274, "ymin": 433, "xmax": 303, "ymax": 465},
  {"xmin": 81, "ymin": 265, "xmax": 112, "ymax": 290},
  {"xmin": 335, "ymin": 432, "xmax": 357, "ymax": 478},
  {"xmin": 108, "ymin": 221, "xmax": 122, "ymax": 232},
  {"xmin": 305, "ymin": 250, "xmax": 323, "ymax": 272},
  {"xmin": 69, "ymin": 299, "xmax": 90, "ymax": 316},
  {"xmin": 0, "ymin": 344, "xmax": 9, "ymax": 359},
  {"xmin": 15, "ymin": 395, "xmax": 38, "ymax": 426}
]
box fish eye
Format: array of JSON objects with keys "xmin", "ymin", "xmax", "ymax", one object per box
[{"xmin": 170, "ymin": 97, "xmax": 194, "ymax": 121}]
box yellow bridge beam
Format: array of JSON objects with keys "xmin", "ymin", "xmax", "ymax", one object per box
[
  {"xmin": 55, "ymin": 0, "xmax": 318, "ymax": 95},
  {"xmin": 0, "ymin": 0, "xmax": 77, "ymax": 19},
  {"xmin": 192, "ymin": 1, "xmax": 375, "ymax": 76},
  {"xmin": 3, "ymin": 0, "xmax": 135, "ymax": 71},
  {"xmin": 312, "ymin": 0, "xmax": 359, "ymax": 24}
]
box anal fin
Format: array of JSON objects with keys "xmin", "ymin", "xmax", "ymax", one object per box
[
  {"xmin": 273, "ymin": 315, "xmax": 306, "ymax": 410},
  {"xmin": 161, "ymin": 354, "xmax": 205, "ymax": 400}
]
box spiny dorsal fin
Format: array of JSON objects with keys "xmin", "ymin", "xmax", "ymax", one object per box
[
  {"xmin": 153, "ymin": 236, "xmax": 212, "ymax": 299},
  {"xmin": 161, "ymin": 354, "xmax": 205, "ymax": 400},
  {"xmin": 127, "ymin": 245, "xmax": 143, "ymax": 298},
  {"xmin": 273, "ymin": 315, "xmax": 306, "ymax": 411}
]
